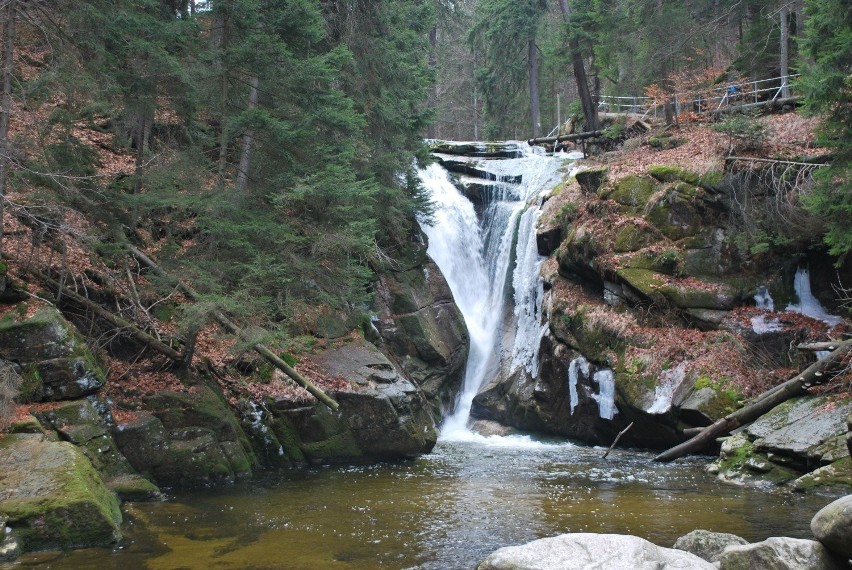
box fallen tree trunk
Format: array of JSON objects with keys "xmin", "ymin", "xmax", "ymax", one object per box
[
  {"xmin": 121, "ymin": 240, "xmax": 340, "ymax": 412},
  {"xmin": 28, "ymin": 267, "xmax": 183, "ymax": 362},
  {"xmin": 654, "ymin": 338, "xmax": 852, "ymax": 462},
  {"xmin": 528, "ymin": 129, "xmax": 605, "ymax": 146}
]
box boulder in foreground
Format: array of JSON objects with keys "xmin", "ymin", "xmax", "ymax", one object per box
[{"xmin": 477, "ymin": 533, "xmax": 716, "ymax": 570}]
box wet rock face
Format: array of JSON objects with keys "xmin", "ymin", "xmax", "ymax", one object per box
[
  {"xmin": 477, "ymin": 533, "xmax": 717, "ymax": 570},
  {"xmin": 0, "ymin": 306, "xmax": 105, "ymax": 402},
  {"xmin": 811, "ymin": 494, "xmax": 852, "ymax": 559},
  {"xmin": 373, "ymin": 251, "xmax": 469, "ymax": 414},
  {"xmin": 0, "ymin": 433, "xmax": 122, "ymax": 551},
  {"xmin": 270, "ymin": 340, "xmax": 439, "ymax": 464}
]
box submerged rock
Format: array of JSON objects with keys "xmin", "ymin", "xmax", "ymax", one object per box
[
  {"xmin": 719, "ymin": 537, "xmax": 846, "ymax": 570},
  {"xmin": 0, "ymin": 433, "xmax": 122, "ymax": 551},
  {"xmin": 477, "ymin": 533, "xmax": 716, "ymax": 570},
  {"xmin": 811, "ymin": 494, "xmax": 852, "ymax": 559},
  {"xmin": 673, "ymin": 529, "xmax": 749, "ymax": 563}
]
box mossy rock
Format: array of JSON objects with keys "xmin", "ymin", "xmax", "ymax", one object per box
[
  {"xmin": 0, "ymin": 306, "xmax": 106, "ymax": 402},
  {"xmin": 575, "ymin": 167, "xmax": 608, "ymax": 194},
  {"xmin": 600, "ymin": 175, "xmax": 658, "ymax": 212},
  {"xmin": 648, "ymin": 165, "xmax": 700, "ymax": 185},
  {"xmin": 792, "ymin": 457, "xmax": 852, "ymax": 493},
  {"xmin": 645, "ymin": 186, "xmax": 706, "ymax": 240},
  {"xmin": 648, "ymin": 135, "xmax": 686, "ymax": 150},
  {"xmin": 617, "ymin": 268, "xmax": 738, "ymax": 310},
  {"xmin": 613, "ymin": 222, "xmax": 662, "ymax": 254},
  {"xmin": 0, "ymin": 434, "xmax": 122, "ymax": 551}
]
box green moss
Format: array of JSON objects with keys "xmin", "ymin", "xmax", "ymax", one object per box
[
  {"xmin": 575, "ymin": 167, "xmax": 608, "ymax": 194},
  {"xmin": 792, "ymin": 457, "xmax": 852, "ymax": 493},
  {"xmin": 270, "ymin": 416, "xmax": 307, "ymax": 463},
  {"xmin": 648, "ymin": 165, "xmax": 699, "ymax": 185},
  {"xmin": 648, "ymin": 135, "xmax": 685, "ymax": 150},
  {"xmin": 18, "ymin": 366, "xmax": 42, "ymax": 402},
  {"xmin": 697, "ymin": 171, "xmax": 724, "ymax": 191},
  {"xmin": 604, "ymin": 175, "xmax": 658, "ymax": 211},
  {"xmin": 300, "ymin": 431, "xmax": 362, "ymax": 462},
  {"xmin": 614, "ymin": 222, "xmax": 658, "ymax": 253}
]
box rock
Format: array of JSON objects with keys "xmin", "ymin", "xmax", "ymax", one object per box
[
  {"xmin": 0, "ymin": 433, "xmax": 122, "ymax": 551},
  {"xmin": 0, "ymin": 306, "xmax": 106, "ymax": 402},
  {"xmin": 673, "ymin": 529, "xmax": 748, "ymax": 563},
  {"xmin": 811, "ymin": 494, "xmax": 852, "ymax": 559},
  {"xmin": 847, "ymin": 413, "xmax": 851, "ymax": 457},
  {"xmin": 749, "ymin": 396, "xmax": 852, "ymax": 464},
  {"xmin": 114, "ymin": 385, "xmax": 257, "ymax": 487},
  {"xmin": 574, "ymin": 166, "xmax": 608, "ymax": 194},
  {"xmin": 792, "ymin": 457, "xmax": 852, "ymax": 493},
  {"xmin": 477, "ymin": 533, "xmax": 716, "ymax": 570},
  {"xmin": 719, "ymin": 537, "xmax": 846, "ymax": 570},
  {"xmin": 373, "ymin": 255, "xmax": 468, "ymax": 412},
  {"xmin": 616, "ymin": 268, "xmax": 740, "ymax": 310},
  {"xmin": 270, "ymin": 340, "xmax": 439, "ymax": 463},
  {"xmin": 35, "ymin": 399, "xmax": 161, "ymax": 501}
]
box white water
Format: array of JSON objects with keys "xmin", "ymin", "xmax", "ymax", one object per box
[
  {"xmin": 418, "ymin": 142, "xmax": 569, "ymax": 440},
  {"xmin": 646, "ymin": 363, "xmax": 688, "ymax": 415},
  {"xmin": 591, "ymin": 369, "xmax": 617, "ymax": 420},
  {"xmin": 754, "ymin": 286, "xmax": 775, "ymax": 311},
  {"xmin": 785, "ymin": 268, "xmax": 843, "ymax": 327},
  {"xmin": 567, "ymin": 356, "xmax": 589, "ymax": 415}
]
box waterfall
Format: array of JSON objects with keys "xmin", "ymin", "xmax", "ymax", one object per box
[
  {"xmin": 418, "ymin": 143, "xmax": 570, "ymax": 439},
  {"xmin": 785, "ymin": 268, "xmax": 843, "ymax": 327}
]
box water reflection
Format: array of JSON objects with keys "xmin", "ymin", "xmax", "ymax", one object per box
[{"xmin": 9, "ymin": 440, "xmax": 834, "ymax": 570}]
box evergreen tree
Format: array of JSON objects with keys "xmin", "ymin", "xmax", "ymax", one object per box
[{"xmin": 799, "ymin": 0, "xmax": 852, "ymax": 258}]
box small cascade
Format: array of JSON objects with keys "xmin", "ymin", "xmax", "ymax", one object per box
[
  {"xmin": 567, "ymin": 356, "xmax": 589, "ymax": 415},
  {"xmin": 785, "ymin": 268, "xmax": 843, "ymax": 327},
  {"xmin": 754, "ymin": 286, "xmax": 775, "ymax": 311},
  {"xmin": 419, "ymin": 142, "xmax": 569, "ymax": 438},
  {"xmin": 646, "ymin": 363, "xmax": 687, "ymax": 415}
]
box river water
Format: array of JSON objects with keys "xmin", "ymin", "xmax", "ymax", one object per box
[{"xmin": 13, "ymin": 438, "xmax": 831, "ymax": 570}]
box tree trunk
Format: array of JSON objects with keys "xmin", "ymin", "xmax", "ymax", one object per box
[
  {"xmin": 654, "ymin": 339, "xmax": 852, "ymax": 462},
  {"xmin": 528, "ymin": 39, "xmax": 540, "ymax": 138},
  {"xmin": 779, "ymin": 5, "xmax": 790, "ymax": 98},
  {"xmin": 556, "ymin": 0, "xmax": 597, "ymax": 131},
  {"xmin": 0, "ymin": 0, "xmax": 15, "ymax": 259},
  {"xmin": 427, "ymin": 25, "xmax": 438, "ymax": 139},
  {"xmin": 215, "ymin": 10, "xmax": 230, "ymax": 189},
  {"xmin": 235, "ymin": 75, "xmax": 258, "ymax": 193}
]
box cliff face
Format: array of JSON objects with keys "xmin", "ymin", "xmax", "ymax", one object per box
[{"xmin": 469, "ymin": 146, "xmax": 851, "ymax": 488}]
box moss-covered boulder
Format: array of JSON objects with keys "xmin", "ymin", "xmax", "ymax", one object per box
[
  {"xmin": 711, "ymin": 396, "xmax": 852, "ymax": 491},
  {"xmin": 36, "ymin": 399, "xmax": 161, "ymax": 501},
  {"xmin": 0, "ymin": 306, "xmax": 105, "ymax": 402},
  {"xmin": 575, "ymin": 166, "xmax": 608, "ymax": 194},
  {"xmin": 600, "ymin": 175, "xmax": 658, "ymax": 213},
  {"xmin": 114, "ymin": 385, "xmax": 256, "ymax": 487},
  {"xmin": 0, "ymin": 433, "xmax": 122, "ymax": 551},
  {"xmin": 645, "ymin": 185, "xmax": 709, "ymax": 240},
  {"xmin": 617, "ymin": 267, "xmax": 740, "ymax": 310}
]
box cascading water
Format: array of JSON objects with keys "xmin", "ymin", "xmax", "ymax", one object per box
[{"xmin": 418, "ymin": 142, "xmax": 573, "ymax": 440}]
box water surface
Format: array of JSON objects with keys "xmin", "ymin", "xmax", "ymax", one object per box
[{"xmin": 12, "ymin": 438, "xmax": 832, "ymax": 569}]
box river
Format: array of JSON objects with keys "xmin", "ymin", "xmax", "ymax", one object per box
[{"xmin": 12, "ymin": 437, "xmax": 830, "ymax": 570}]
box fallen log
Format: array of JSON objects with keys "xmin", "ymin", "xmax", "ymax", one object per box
[
  {"xmin": 797, "ymin": 341, "xmax": 841, "ymax": 351},
  {"xmin": 528, "ymin": 129, "xmax": 605, "ymax": 146},
  {"xmin": 654, "ymin": 338, "xmax": 852, "ymax": 462},
  {"xmin": 120, "ymin": 239, "xmax": 340, "ymax": 412},
  {"xmin": 28, "ymin": 267, "xmax": 183, "ymax": 362}
]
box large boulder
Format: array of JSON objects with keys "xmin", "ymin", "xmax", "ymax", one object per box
[
  {"xmin": 114, "ymin": 385, "xmax": 257, "ymax": 487},
  {"xmin": 673, "ymin": 529, "xmax": 749, "ymax": 563},
  {"xmin": 0, "ymin": 433, "xmax": 122, "ymax": 551},
  {"xmin": 477, "ymin": 533, "xmax": 716, "ymax": 570},
  {"xmin": 719, "ymin": 537, "xmax": 846, "ymax": 570},
  {"xmin": 373, "ymin": 253, "xmax": 469, "ymax": 413},
  {"xmin": 270, "ymin": 340, "xmax": 439, "ymax": 464},
  {"xmin": 0, "ymin": 306, "xmax": 105, "ymax": 402},
  {"xmin": 811, "ymin": 494, "xmax": 852, "ymax": 560}
]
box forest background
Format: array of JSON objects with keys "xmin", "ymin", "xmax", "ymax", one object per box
[{"xmin": 0, "ymin": 0, "xmax": 847, "ymax": 354}]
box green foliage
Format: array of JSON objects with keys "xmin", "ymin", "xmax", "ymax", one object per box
[
  {"xmin": 712, "ymin": 113, "xmax": 768, "ymax": 153},
  {"xmin": 798, "ymin": 0, "xmax": 852, "ymax": 259}
]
